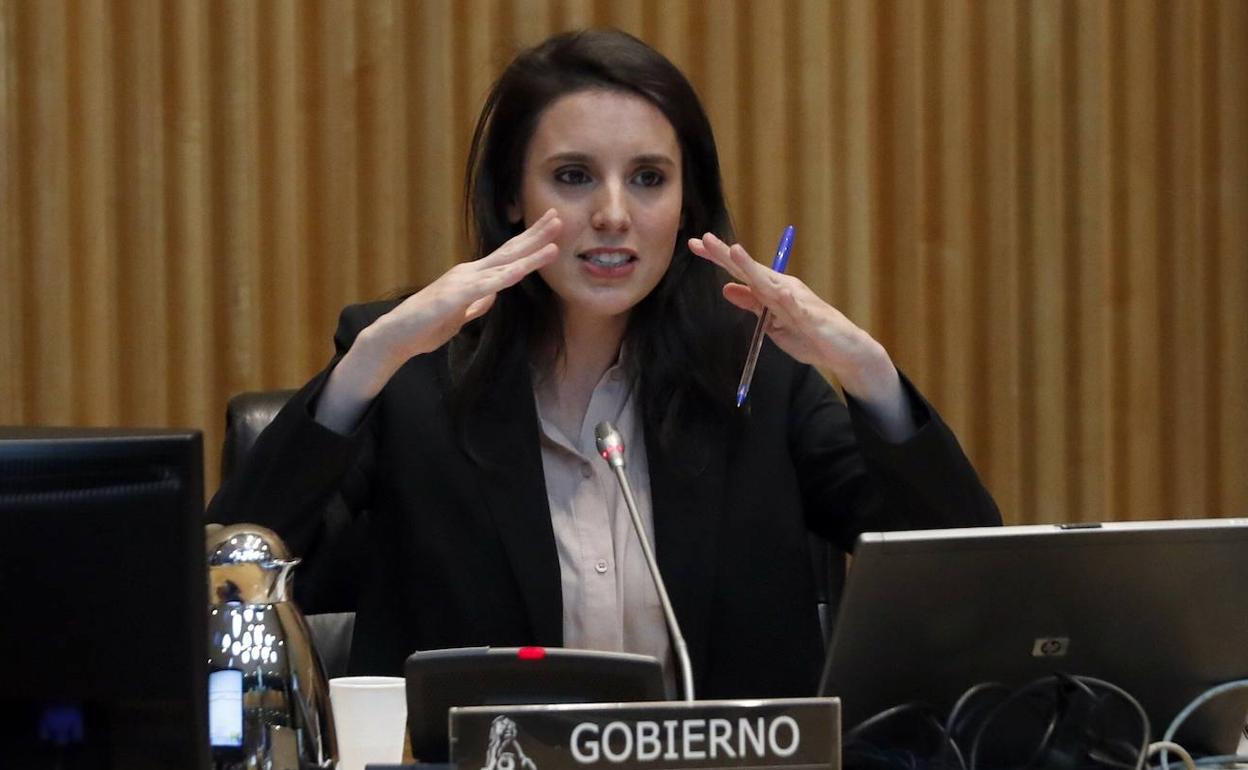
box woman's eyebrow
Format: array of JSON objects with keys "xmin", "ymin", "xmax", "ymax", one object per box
[
  {"xmin": 543, "ymin": 151, "xmax": 676, "ymax": 167},
  {"xmin": 546, "ymin": 151, "xmax": 594, "ymax": 164},
  {"xmin": 632, "ymin": 153, "xmax": 676, "ymax": 167}
]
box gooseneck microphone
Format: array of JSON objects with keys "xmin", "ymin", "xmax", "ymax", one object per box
[{"xmin": 594, "ymin": 421, "xmax": 695, "ymax": 702}]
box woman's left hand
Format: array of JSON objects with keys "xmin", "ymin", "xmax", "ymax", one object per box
[{"xmin": 689, "ymin": 232, "xmax": 917, "ymax": 440}]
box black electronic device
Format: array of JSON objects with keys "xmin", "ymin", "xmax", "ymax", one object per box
[
  {"xmin": 819, "ymin": 519, "xmax": 1248, "ymax": 755},
  {"xmin": 404, "ymin": 645, "xmax": 666, "ymax": 762},
  {"xmin": 0, "ymin": 426, "xmax": 209, "ymax": 770}
]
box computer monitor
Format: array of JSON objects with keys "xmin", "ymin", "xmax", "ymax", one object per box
[
  {"xmin": 405, "ymin": 646, "xmax": 667, "ymax": 762},
  {"xmin": 0, "ymin": 427, "xmax": 209, "ymax": 770},
  {"xmin": 819, "ymin": 519, "xmax": 1248, "ymax": 755}
]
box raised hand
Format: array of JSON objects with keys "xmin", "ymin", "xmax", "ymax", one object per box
[
  {"xmin": 689, "ymin": 232, "xmax": 916, "ymax": 440},
  {"xmin": 315, "ymin": 209, "xmax": 562, "ymax": 433},
  {"xmin": 371, "ymin": 208, "xmax": 562, "ymax": 366}
]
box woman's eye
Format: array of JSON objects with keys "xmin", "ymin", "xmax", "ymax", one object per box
[
  {"xmin": 633, "ymin": 169, "xmax": 665, "ymax": 188},
  {"xmin": 554, "ymin": 167, "xmax": 591, "ymax": 185}
]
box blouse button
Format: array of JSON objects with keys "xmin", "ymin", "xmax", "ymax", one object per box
[
  {"xmin": 594, "ymin": 559, "xmax": 609, "ymax": 574},
  {"xmin": 580, "ymin": 464, "xmax": 593, "ymax": 479}
]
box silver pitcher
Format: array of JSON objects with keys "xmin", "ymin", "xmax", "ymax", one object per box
[{"xmin": 206, "ymin": 523, "xmax": 337, "ymax": 770}]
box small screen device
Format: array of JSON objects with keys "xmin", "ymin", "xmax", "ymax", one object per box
[{"xmin": 208, "ymin": 669, "xmax": 244, "ymax": 750}]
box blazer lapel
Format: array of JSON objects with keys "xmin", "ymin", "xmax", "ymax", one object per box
[
  {"xmin": 645, "ymin": 413, "xmax": 730, "ymax": 692},
  {"xmin": 460, "ymin": 359, "xmax": 564, "ymax": 648}
]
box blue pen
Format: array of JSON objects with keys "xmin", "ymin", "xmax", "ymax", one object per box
[{"xmin": 736, "ymin": 225, "xmax": 796, "ymax": 407}]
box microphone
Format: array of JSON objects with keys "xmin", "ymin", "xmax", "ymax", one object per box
[{"xmin": 594, "ymin": 421, "xmax": 695, "ymax": 702}]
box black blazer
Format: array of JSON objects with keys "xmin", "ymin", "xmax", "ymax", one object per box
[{"xmin": 208, "ymin": 300, "xmax": 1000, "ymax": 698}]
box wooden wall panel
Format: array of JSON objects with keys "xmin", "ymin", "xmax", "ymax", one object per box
[{"xmin": 1, "ymin": 0, "xmax": 1245, "ymax": 526}]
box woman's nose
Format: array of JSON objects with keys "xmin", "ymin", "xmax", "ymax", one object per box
[{"xmin": 590, "ymin": 183, "xmax": 630, "ymax": 232}]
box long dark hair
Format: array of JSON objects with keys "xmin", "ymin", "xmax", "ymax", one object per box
[{"xmin": 452, "ymin": 28, "xmax": 743, "ymax": 458}]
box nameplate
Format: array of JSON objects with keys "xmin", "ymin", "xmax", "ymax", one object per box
[{"xmin": 448, "ymin": 697, "xmax": 840, "ymax": 770}]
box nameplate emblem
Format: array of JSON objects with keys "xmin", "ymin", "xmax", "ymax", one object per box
[{"xmin": 449, "ymin": 697, "xmax": 840, "ymax": 770}]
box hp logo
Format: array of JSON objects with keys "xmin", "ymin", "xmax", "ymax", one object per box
[{"xmin": 1031, "ymin": 637, "xmax": 1070, "ymax": 657}]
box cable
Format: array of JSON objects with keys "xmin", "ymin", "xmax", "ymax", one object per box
[
  {"xmin": 1160, "ymin": 679, "xmax": 1248, "ymax": 770},
  {"xmin": 1148, "ymin": 741, "xmax": 1197, "ymax": 770},
  {"xmin": 967, "ymin": 675, "xmax": 1150, "ymax": 770},
  {"xmin": 845, "ymin": 674, "xmax": 1248, "ymax": 770},
  {"xmin": 1190, "ymin": 756, "xmax": 1248, "ymax": 767},
  {"xmin": 845, "ymin": 702, "xmax": 966, "ymax": 770},
  {"xmin": 846, "ymin": 702, "xmax": 935, "ymax": 744},
  {"xmin": 945, "ymin": 682, "xmax": 1011, "ymax": 740},
  {"xmin": 1147, "ymin": 752, "xmax": 1248, "ymax": 768},
  {"xmin": 1072, "ymin": 676, "xmax": 1152, "ymax": 770},
  {"xmin": 926, "ymin": 712, "xmax": 968, "ymax": 770}
]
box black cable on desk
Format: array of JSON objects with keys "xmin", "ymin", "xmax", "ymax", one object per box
[
  {"xmin": 966, "ymin": 675, "xmax": 1150, "ymax": 770},
  {"xmin": 945, "ymin": 681, "xmax": 1012, "ymax": 744},
  {"xmin": 844, "ymin": 702, "xmax": 966, "ymax": 770}
]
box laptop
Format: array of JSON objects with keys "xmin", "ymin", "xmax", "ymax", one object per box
[{"xmin": 818, "ymin": 519, "xmax": 1248, "ymax": 754}]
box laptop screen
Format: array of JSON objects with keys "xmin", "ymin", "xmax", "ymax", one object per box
[{"xmin": 818, "ymin": 519, "xmax": 1248, "ymax": 754}]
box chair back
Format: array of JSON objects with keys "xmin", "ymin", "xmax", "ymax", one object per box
[{"xmin": 222, "ymin": 389, "xmax": 298, "ymax": 479}]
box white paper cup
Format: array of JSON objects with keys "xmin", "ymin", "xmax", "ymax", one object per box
[{"xmin": 329, "ymin": 676, "xmax": 407, "ymax": 770}]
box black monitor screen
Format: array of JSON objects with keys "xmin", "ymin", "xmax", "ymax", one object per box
[{"xmin": 0, "ymin": 427, "xmax": 209, "ymax": 770}]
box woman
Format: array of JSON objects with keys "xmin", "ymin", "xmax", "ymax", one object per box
[{"xmin": 209, "ymin": 28, "xmax": 999, "ymax": 699}]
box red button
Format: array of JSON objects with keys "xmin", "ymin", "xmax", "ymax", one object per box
[{"xmin": 517, "ymin": 646, "xmax": 546, "ymax": 660}]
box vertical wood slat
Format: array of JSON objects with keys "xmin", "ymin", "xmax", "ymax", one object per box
[
  {"xmin": 794, "ymin": 0, "xmax": 833, "ymax": 306},
  {"xmin": 356, "ymin": 0, "xmax": 401, "ymax": 298},
  {"xmin": 214, "ymin": 0, "xmax": 259, "ymax": 401},
  {"xmin": 28, "ymin": 0, "xmax": 71, "ymax": 424},
  {"xmin": 842, "ymin": 0, "xmax": 878, "ymax": 334},
  {"xmin": 937, "ymin": 0, "xmax": 978, "ymax": 481},
  {"xmin": 411, "ymin": 0, "xmax": 457, "ymax": 285},
  {"xmin": 259, "ymin": 0, "xmax": 310, "ymax": 386},
  {"xmin": 981, "ymin": 0, "xmax": 1021, "ymax": 506},
  {"xmin": 4, "ymin": 1, "xmax": 28, "ymax": 422},
  {"xmin": 744, "ymin": 0, "xmax": 787, "ymax": 256},
  {"xmin": 914, "ymin": 0, "xmax": 943, "ymax": 399},
  {"xmin": 1166, "ymin": 0, "xmax": 1205, "ymax": 518},
  {"xmin": 0, "ymin": 1, "xmax": 19, "ymax": 421},
  {"xmin": 164, "ymin": 0, "xmax": 212, "ymax": 439},
  {"xmin": 1, "ymin": 0, "xmax": 1246, "ymax": 522},
  {"xmin": 113, "ymin": 0, "xmax": 169, "ymax": 425},
  {"xmin": 701, "ymin": 1, "xmax": 742, "ymax": 234},
  {"xmin": 876, "ymin": 0, "xmax": 919, "ymax": 369},
  {"xmin": 1122, "ymin": 1, "xmax": 1164, "ymax": 521},
  {"xmin": 1029, "ymin": 0, "xmax": 1068, "ymax": 523},
  {"xmin": 1073, "ymin": 0, "xmax": 1109, "ymax": 522},
  {"xmin": 1217, "ymin": 0, "xmax": 1248, "ymax": 517},
  {"xmin": 323, "ymin": 0, "xmax": 361, "ymax": 316},
  {"xmin": 68, "ymin": 0, "xmax": 120, "ymax": 425}
]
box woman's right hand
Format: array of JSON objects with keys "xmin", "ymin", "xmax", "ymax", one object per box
[{"xmin": 314, "ymin": 209, "xmax": 562, "ymax": 433}]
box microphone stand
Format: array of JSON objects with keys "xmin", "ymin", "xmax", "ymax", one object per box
[{"xmin": 595, "ymin": 421, "xmax": 695, "ymax": 702}]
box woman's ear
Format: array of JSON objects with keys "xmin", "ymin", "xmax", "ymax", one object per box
[{"xmin": 506, "ymin": 200, "xmax": 523, "ymax": 225}]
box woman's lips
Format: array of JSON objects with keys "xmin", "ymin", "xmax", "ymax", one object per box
[{"xmin": 578, "ymin": 249, "xmax": 638, "ymax": 278}]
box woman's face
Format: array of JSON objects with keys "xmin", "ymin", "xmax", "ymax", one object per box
[{"xmin": 509, "ymin": 89, "xmax": 683, "ymax": 327}]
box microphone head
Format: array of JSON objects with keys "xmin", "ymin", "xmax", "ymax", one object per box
[{"xmin": 594, "ymin": 421, "xmax": 626, "ymax": 469}]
